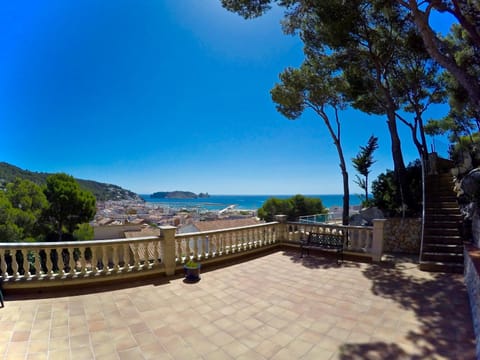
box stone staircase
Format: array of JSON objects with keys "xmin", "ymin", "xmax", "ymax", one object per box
[{"xmin": 419, "ymin": 172, "xmax": 465, "ymax": 273}]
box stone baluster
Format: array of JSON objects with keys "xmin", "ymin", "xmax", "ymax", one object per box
[
  {"xmin": 0, "ymin": 250, "xmax": 6, "ymax": 279},
  {"xmin": 349, "ymin": 228, "xmax": 359, "ymax": 251},
  {"xmin": 202, "ymin": 235, "xmax": 208, "ymax": 259},
  {"xmin": 113, "ymin": 244, "xmax": 120, "ymax": 273},
  {"xmin": 139, "ymin": 243, "xmax": 147, "ymax": 270},
  {"xmin": 362, "ymin": 228, "xmax": 369, "ymax": 250},
  {"xmin": 101, "ymin": 245, "xmax": 109, "ymax": 273},
  {"xmin": 231, "ymin": 232, "xmax": 237, "ymax": 253},
  {"xmin": 58, "ymin": 249, "xmax": 66, "ymax": 277},
  {"xmin": 34, "ymin": 249, "xmax": 42, "ymax": 278},
  {"xmin": 78, "ymin": 246, "xmax": 87, "ymax": 275},
  {"xmin": 193, "ymin": 236, "xmax": 205, "ymax": 261},
  {"xmin": 210, "ymin": 235, "xmax": 216, "ymax": 257},
  {"xmin": 216, "ymin": 234, "xmax": 221, "ymax": 255},
  {"xmin": 46, "ymin": 248, "xmax": 54, "ymax": 277},
  {"xmin": 201, "ymin": 235, "xmax": 206, "ymax": 259},
  {"xmin": 186, "ymin": 237, "xmax": 192, "ymax": 260},
  {"xmin": 154, "ymin": 240, "xmax": 162, "ymax": 267},
  {"xmin": 240, "ymin": 229, "xmax": 246, "ymax": 251},
  {"xmin": 226, "ymin": 232, "xmax": 232, "ymax": 254},
  {"xmin": 123, "ymin": 243, "xmax": 131, "ymax": 271},
  {"xmin": 175, "ymin": 237, "xmax": 182, "ymax": 263},
  {"xmin": 91, "ymin": 246, "xmax": 99, "ymax": 274},
  {"xmin": 68, "ymin": 248, "xmax": 75, "ymax": 277},
  {"xmin": 11, "ymin": 250, "xmax": 19, "ymax": 279},
  {"xmin": 131, "ymin": 243, "xmax": 140, "ymax": 270}
]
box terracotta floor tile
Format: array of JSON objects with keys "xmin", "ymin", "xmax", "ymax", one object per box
[{"xmin": 0, "ymin": 251, "xmax": 476, "ymax": 360}]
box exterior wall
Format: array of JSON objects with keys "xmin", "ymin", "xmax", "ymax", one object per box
[
  {"xmin": 383, "ymin": 218, "xmax": 421, "ymax": 254},
  {"xmin": 464, "ymin": 246, "xmax": 480, "ymax": 360},
  {"xmin": 473, "ymin": 212, "xmax": 480, "ymax": 248},
  {"xmin": 93, "ymin": 225, "xmax": 143, "ymax": 239}
]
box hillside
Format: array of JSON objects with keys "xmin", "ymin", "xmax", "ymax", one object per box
[{"xmin": 0, "ymin": 162, "xmax": 141, "ymax": 202}]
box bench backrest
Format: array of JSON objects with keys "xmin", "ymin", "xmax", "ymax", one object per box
[{"xmin": 308, "ymin": 232, "xmax": 344, "ymax": 248}]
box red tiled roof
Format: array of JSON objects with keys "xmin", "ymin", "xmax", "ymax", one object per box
[{"xmin": 193, "ymin": 218, "xmax": 261, "ymax": 232}]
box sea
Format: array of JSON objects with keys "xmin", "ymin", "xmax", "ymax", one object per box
[{"xmin": 140, "ymin": 194, "xmax": 362, "ymax": 212}]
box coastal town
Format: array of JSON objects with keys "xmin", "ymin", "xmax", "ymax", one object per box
[{"xmin": 92, "ymin": 199, "xmax": 260, "ymax": 239}]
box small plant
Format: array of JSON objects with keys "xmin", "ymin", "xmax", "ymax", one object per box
[
  {"xmin": 185, "ymin": 259, "xmax": 199, "ymax": 268},
  {"xmin": 184, "ymin": 259, "xmax": 201, "ymax": 282}
]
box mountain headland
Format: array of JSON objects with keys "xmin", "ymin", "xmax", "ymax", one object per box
[
  {"xmin": 0, "ymin": 162, "xmax": 141, "ymax": 202},
  {"xmin": 151, "ymin": 191, "xmax": 210, "ymax": 199}
]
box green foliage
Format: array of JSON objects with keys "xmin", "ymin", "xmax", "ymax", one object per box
[
  {"xmin": 185, "ymin": 259, "xmax": 199, "ymax": 268},
  {"xmin": 0, "ymin": 192, "xmax": 22, "ymax": 242},
  {"xmin": 43, "ymin": 173, "xmax": 96, "ymax": 241},
  {"xmin": 352, "ymin": 135, "xmax": 379, "ymax": 204},
  {"xmin": 258, "ymin": 195, "xmax": 326, "ymax": 222},
  {"xmin": 371, "ymin": 161, "xmax": 422, "ymax": 217},
  {"xmin": 73, "ymin": 223, "xmax": 94, "ymax": 241},
  {"xmin": 0, "ymin": 179, "xmax": 48, "ymax": 242}
]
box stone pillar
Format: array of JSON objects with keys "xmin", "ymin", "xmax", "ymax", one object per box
[
  {"xmin": 160, "ymin": 226, "xmax": 177, "ymax": 276},
  {"xmin": 371, "ymin": 219, "xmax": 387, "ymax": 262},
  {"xmin": 275, "ymin": 215, "xmax": 288, "ymax": 243}
]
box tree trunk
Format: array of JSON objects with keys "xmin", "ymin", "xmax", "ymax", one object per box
[
  {"xmin": 386, "ymin": 108, "xmax": 407, "ymax": 210},
  {"xmin": 365, "ymin": 173, "xmax": 369, "ymax": 202},
  {"xmin": 341, "ymin": 168, "xmax": 350, "ymax": 225},
  {"xmin": 319, "ymin": 109, "xmax": 350, "ymax": 225},
  {"xmin": 405, "ymin": 0, "xmax": 480, "ymax": 109}
]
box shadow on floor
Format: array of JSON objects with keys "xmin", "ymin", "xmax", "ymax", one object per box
[
  {"xmin": 340, "ymin": 257, "xmax": 476, "ymax": 359},
  {"xmin": 282, "ymin": 249, "xmax": 361, "ymax": 269}
]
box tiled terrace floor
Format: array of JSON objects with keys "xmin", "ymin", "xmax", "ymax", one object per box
[{"xmin": 0, "ymin": 250, "xmax": 476, "ymax": 360}]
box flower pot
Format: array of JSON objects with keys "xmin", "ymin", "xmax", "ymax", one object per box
[{"xmin": 184, "ymin": 263, "xmax": 201, "ymax": 283}]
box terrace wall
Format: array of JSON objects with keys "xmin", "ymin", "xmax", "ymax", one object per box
[
  {"xmin": 383, "ymin": 218, "xmax": 421, "ymax": 254},
  {"xmin": 464, "ymin": 245, "xmax": 480, "ymax": 359}
]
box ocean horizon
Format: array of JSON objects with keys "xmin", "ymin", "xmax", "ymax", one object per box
[{"xmin": 140, "ymin": 194, "xmax": 363, "ymax": 212}]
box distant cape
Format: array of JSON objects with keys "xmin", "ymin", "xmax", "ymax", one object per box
[{"xmin": 150, "ymin": 191, "xmax": 210, "ymax": 199}]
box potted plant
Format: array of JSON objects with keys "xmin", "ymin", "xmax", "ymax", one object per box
[{"xmin": 184, "ymin": 260, "xmax": 201, "ymax": 283}]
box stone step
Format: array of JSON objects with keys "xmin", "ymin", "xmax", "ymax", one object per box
[
  {"xmin": 419, "ymin": 261, "xmax": 464, "ymax": 273},
  {"xmin": 425, "ymin": 197, "xmax": 457, "ymax": 203},
  {"xmin": 424, "ymin": 220, "xmax": 462, "ymax": 226},
  {"xmin": 422, "ymin": 251, "xmax": 464, "ymax": 263},
  {"xmin": 425, "ymin": 201, "xmax": 458, "ymax": 206},
  {"xmin": 424, "ymin": 209, "xmax": 461, "ymax": 216},
  {"xmin": 423, "ymin": 235, "xmax": 463, "ymax": 244},
  {"xmin": 424, "ymin": 228, "xmax": 460, "ymax": 236},
  {"xmin": 423, "ymin": 243, "xmax": 464, "ymax": 253}
]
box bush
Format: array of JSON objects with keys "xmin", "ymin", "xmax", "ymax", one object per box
[
  {"xmin": 258, "ymin": 195, "xmax": 326, "ymax": 222},
  {"xmin": 371, "ymin": 160, "xmax": 422, "ymax": 217}
]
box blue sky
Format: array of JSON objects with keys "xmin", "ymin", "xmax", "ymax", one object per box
[{"xmin": 0, "ymin": 1, "xmax": 452, "ymax": 195}]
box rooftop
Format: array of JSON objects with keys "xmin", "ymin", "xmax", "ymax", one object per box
[{"xmin": 0, "ymin": 250, "xmax": 475, "ymax": 359}]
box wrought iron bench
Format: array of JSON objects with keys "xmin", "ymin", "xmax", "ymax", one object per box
[{"xmin": 300, "ymin": 231, "xmax": 345, "ymax": 264}]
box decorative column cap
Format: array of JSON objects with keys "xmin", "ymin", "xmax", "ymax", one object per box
[
  {"xmin": 159, "ymin": 225, "xmax": 177, "ymax": 230},
  {"xmin": 275, "ymin": 215, "xmax": 288, "ymax": 223}
]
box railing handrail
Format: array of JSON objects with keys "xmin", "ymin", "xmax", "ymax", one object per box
[
  {"xmin": 175, "ymin": 221, "xmax": 278, "ymax": 238},
  {"xmin": 288, "ymin": 221, "xmax": 373, "ymax": 231},
  {"xmin": 0, "ymin": 236, "xmax": 160, "ymax": 249}
]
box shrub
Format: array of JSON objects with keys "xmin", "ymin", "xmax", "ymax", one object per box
[
  {"xmin": 258, "ymin": 194, "xmax": 326, "ymax": 222},
  {"xmin": 371, "ymin": 160, "xmax": 422, "ymax": 217}
]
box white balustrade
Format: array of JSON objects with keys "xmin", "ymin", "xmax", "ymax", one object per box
[
  {"xmin": 0, "ymin": 219, "xmax": 384, "ymax": 289},
  {"xmin": 287, "ymin": 221, "xmax": 382, "ymax": 258}
]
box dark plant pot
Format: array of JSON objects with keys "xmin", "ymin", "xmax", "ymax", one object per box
[{"xmin": 184, "ymin": 264, "xmax": 201, "ymax": 283}]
